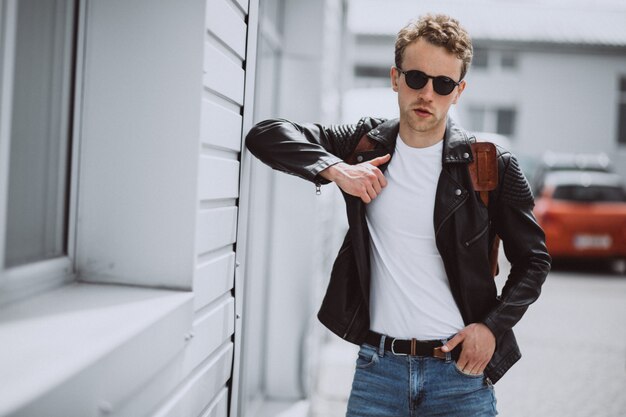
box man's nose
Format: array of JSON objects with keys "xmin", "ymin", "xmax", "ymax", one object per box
[{"xmin": 417, "ymin": 78, "xmax": 435, "ymax": 100}]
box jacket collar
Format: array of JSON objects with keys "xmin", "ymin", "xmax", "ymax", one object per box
[{"xmin": 366, "ymin": 117, "xmax": 474, "ymax": 164}]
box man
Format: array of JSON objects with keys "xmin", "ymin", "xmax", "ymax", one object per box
[{"xmin": 246, "ymin": 14, "xmax": 550, "ymax": 416}]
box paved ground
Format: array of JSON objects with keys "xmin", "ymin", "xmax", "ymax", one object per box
[
  {"xmin": 493, "ymin": 264, "xmax": 626, "ymax": 417},
  {"xmin": 300, "ymin": 261, "xmax": 626, "ymax": 417}
]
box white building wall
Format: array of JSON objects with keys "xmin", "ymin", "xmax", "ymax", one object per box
[
  {"xmin": 0, "ymin": 0, "xmax": 260, "ymax": 416},
  {"xmin": 264, "ymin": 0, "xmax": 346, "ymax": 400},
  {"xmin": 236, "ymin": 1, "xmax": 349, "ymax": 415},
  {"xmin": 463, "ymin": 47, "xmax": 626, "ymax": 169}
]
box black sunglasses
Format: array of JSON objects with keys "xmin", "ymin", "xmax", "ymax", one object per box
[{"xmin": 396, "ymin": 67, "xmax": 461, "ymax": 96}]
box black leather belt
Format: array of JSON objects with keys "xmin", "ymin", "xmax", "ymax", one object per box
[{"xmin": 365, "ymin": 331, "xmax": 461, "ymax": 360}]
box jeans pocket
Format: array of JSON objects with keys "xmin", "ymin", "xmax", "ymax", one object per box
[
  {"xmin": 355, "ymin": 344, "xmax": 379, "ymax": 369},
  {"xmin": 453, "ymin": 361, "xmax": 484, "ymax": 379}
]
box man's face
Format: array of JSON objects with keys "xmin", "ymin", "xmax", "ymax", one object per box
[{"xmin": 391, "ymin": 38, "xmax": 466, "ymax": 140}]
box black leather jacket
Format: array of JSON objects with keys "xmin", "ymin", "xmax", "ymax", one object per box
[{"xmin": 246, "ymin": 116, "xmax": 551, "ymax": 383}]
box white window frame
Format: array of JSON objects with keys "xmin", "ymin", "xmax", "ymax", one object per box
[{"xmin": 0, "ymin": 0, "xmax": 83, "ymax": 307}]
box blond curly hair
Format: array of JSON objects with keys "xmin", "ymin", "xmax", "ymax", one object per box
[{"xmin": 395, "ymin": 14, "xmax": 473, "ymax": 80}]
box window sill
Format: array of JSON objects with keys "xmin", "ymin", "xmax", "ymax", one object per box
[{"xmin": 0, "ymin": 282, "xmax": 193, "ymax": 416}]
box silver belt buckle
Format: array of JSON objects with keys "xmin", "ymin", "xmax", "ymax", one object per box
[{"xmin": 390, "ymin": 338, "xmax": 407, "ymax": 356}]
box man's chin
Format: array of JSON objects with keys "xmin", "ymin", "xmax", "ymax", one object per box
[{"xmin": 407, "ymin": 119, "xmax": 438, "ymax": 134}]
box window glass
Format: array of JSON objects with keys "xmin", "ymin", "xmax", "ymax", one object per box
[
  {"xmin": 472, "ymin": 47, "xmax": 488, "ymax": 69},
  {"xmin": 619, "ymin": 102, "xmax": 626, "ymax": 145},
  {"xmin": 354, "ymin": 65, "xmax": 389, "ymax": 78},
  {"xmin": 496, "ymin": 108, "xmax": 516, "ymax": 136},
  {"xmin": 500, "ymin": 51, "xmax": 517, "ymax": 69},
  {"xmin": 553, "ymin": 185, "xmax": 626, "ymax": 202},
  {"xmin": 4, "ymin": 0, "xmax": 77, "ymax": 268},
  {"xmin": 617, "ymin": 77, "xmax": 626, "ymax": 145}
]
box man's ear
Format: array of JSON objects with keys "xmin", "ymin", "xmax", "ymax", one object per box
[
  {"xmin": 390, "ymin": 66, "xmax": 399, "ymax": 92},
  {"xmin": 451, "ymin": 79, "xmax": 466, "ymax": 105}
]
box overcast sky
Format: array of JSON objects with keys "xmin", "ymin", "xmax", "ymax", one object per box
[
  {"xmin": 459, "ymin": 0, "xmax": 626, "ymax": 8},
  {"xmin": 350, "ymin": 0, "xmax": 626, "ymax": 11}
]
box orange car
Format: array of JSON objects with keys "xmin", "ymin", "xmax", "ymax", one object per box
[{"xmin": 533, "ymin": 170, "xmax": 626, "ymax": 261}]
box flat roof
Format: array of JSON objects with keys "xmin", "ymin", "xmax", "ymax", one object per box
[{"xmin": 348, "ymin": 0, "xmax": 626, "ymax": 48}]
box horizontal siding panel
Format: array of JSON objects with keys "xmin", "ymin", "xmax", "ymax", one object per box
[
  {"xmin": 114, "ymin": 318, "xmax": 231, "ymax": 417},
  {"xmin": 206, "ymin": 0, "xmax": 247, "ymax": 59},
  {"xmin": 187, "ymin": 297, "xmax": 235, "ymax": 372},
  {"xmin": 151, "ymin": 343, "xmax": 233, "ymax": 417},
  {"xmin": 198, "ymin": 156, "xmax": 240, "ymax": 201},
  {"xmin": 204, "ymin": 42, "xmax": 244, "ymax": 105},
  {"xmin": 233, "ymin": 0, "xmax": 248, "ymax": 14},
  {"xmin": 199, "ymin": 387, "xmax": 228, "ymax": 417},
  {"xmin": 196, "ymin": 207, "xmax": 238, "ymax": 255},
  {"xmin": 194, "ymin": 252, "xmax": 235, "ymax": 311},
  {"xmin": 200, "ymin": 99, "xmax": 242, "ymax": 151}
]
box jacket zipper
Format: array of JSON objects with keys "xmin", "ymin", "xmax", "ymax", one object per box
[
  {"xmin": 464, "ymin": 224, "xmax": 489, "ymax": 247},
  {"xmin": 435, "ymin": 193, "xmax": 468, "ymax": 237}
]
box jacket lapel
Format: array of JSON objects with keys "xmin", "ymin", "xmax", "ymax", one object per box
[
  {"xmin": 362, "ymin": 117, "xmax": 475, "ymax": 234},
  {"xmin": 434, "ymin": 118, "xmax": 474, "ymax": 235},
  {"xmin": 364, "ymin": 119, "xmax": 399, "ymax": 173}
]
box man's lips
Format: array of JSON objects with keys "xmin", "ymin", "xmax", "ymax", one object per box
[{"xmin": 414, "ymin": 107, "xmax": 432, "ymax": 117}]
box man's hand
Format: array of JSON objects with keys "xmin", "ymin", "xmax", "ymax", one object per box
[
  {"xmin": 441, "ymin": 323, "xmax": 496, "ymax": 375},
  {"xmin": 320, "ymin": 154, "xmax": 390, "ymax": 203}
]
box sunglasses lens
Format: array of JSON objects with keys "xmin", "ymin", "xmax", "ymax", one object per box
[
  {"xmin": 433, "ymin": 77, "xmax": 456, "ymax": 95},
  {"xmin": 402, "ymin": 69, "xmax": 458, "ymax": 95},
  {"xmin": 405, "ymin": 71, "xmax": 428, "ymax": 90}
]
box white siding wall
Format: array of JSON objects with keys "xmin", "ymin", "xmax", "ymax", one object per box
[
  {"xmin": 0, "ymin": 0, "xmax": 259, "ymax": 416},
  {"xmin": 145, "ymin": 0, "xmax": 258, "ymax": 416},
  {"xmin": 189, "ymin": 0, "xmax": 255, "ymax": 416}
]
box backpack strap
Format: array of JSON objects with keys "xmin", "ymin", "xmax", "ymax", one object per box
[
  {"xmin": 468, "ymin": 140, "xmax": 500, "ymax": 278},
  {"xmin": 468, "ymin": 142, "xmax": 498, "ymax": 206}
]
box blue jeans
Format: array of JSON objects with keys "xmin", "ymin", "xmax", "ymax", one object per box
[{"xmin": 346, "ymin": 342, "xmax": 498, "ymax": 416}]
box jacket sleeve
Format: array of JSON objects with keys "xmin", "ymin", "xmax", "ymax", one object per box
[
  {"xmin": 482, "ymin": 151, "xmax": 551, "ymax": 338},
  {"xmin": 245, "ymin": 118, "xmax": 374, "ymax": 184}
]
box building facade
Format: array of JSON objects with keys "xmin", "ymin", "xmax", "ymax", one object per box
[{"xmin": 0, "ymin": 0, "xmax": 347, "ymax": 416}]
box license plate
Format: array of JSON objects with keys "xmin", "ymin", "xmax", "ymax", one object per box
[{"xmin": 573, "ymin": 234, "xmax": 612, "ymax": 249}]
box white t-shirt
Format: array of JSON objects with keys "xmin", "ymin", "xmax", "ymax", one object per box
[{"xmin": 366, "ymin": 135, "xmax": 465, "ymax": 340}]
